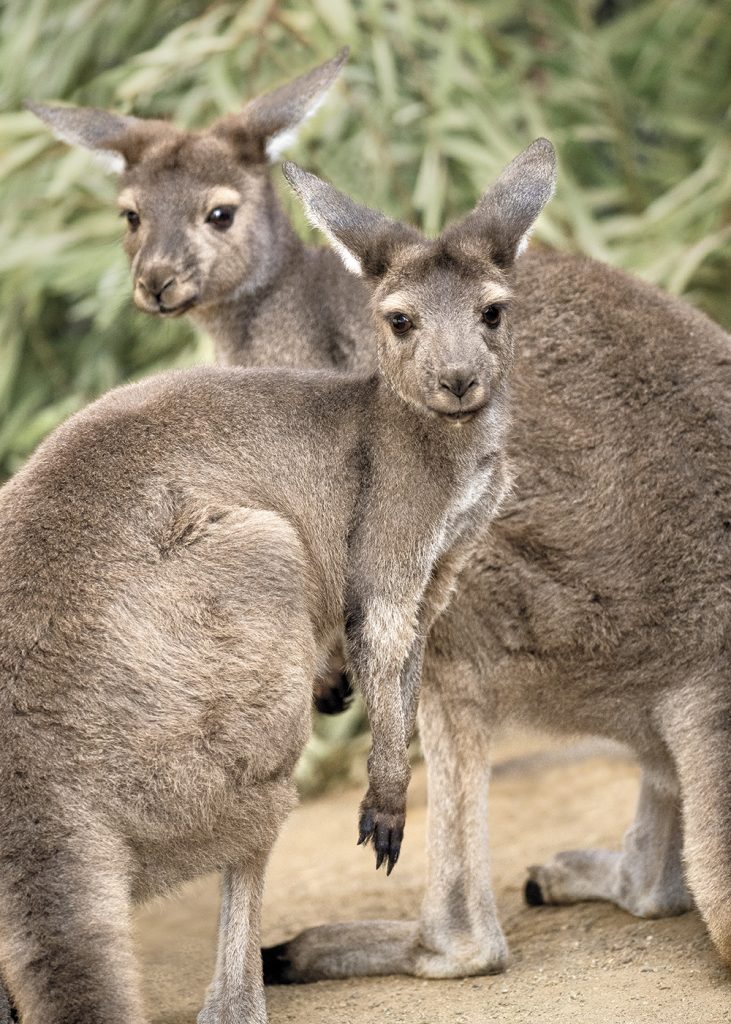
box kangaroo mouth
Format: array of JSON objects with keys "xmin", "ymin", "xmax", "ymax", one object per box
[
  {"xmin": 158, "ymin": 297, "xmax": 199, "ymax": 317},
  {"xmin": 429, "ymin": 401, "xmax": 487, "ymax": 424},
  {"xmin": 443, "ymin": 409, "xmax": 477, "ymax": 423}
]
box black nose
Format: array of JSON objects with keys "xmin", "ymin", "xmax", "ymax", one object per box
[{"xmin": 439, "ymin": 373, "xmax": 477, "ymax": 399}]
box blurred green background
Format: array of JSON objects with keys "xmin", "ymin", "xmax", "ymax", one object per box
[{"xmin": 1, "ymin": 0, "xmax": 730, "ymax": 791}]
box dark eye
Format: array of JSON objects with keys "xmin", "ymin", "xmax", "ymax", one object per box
[
  {"xmin": 386, "ymin": 312, "xmax": 413, "ymax": 336},
  {"xmin": 482, "ymin": 305, "xmax": 501, "ymax": 329},
  {"xmin": 121, "ymin": 209, "xmax": 140, "ymax": 231},
  {"xmin": 206, "ymin": 206, "xmax": 236, "ymax": 231}
]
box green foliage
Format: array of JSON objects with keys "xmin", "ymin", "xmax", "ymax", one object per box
[{"xmin": 1, "ymin": 0, "xmax": 730, "ymax": 790}]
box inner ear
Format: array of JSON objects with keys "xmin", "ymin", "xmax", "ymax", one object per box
[
  {"xmin": 210, "ymin": 49, "xmax": 349, "ymax": 166},
  {"xmin": 27, "ymin": 100, "xmax": 176, "ymax": 174},
  {"xmin": 346, "ymin": 227, "xmax": 418, "ymax": 280},
  {"xmin": 282, "ymin": 161, "xmax": 422, "ymax": 281}
]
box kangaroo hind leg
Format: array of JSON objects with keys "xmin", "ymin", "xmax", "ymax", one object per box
[
  {"xmin": 198, "ymin": 855, "xmax": 271, "ymax": 1024},
  {"xmin": 662, "ymin": 680, "xmax": 731, "ymax": 967},
  {"xmin": 525, "ymin": 768, "xmax": 692, "ymax": 918},
  {"xmin": 263, "ymin": 652, "xmax": 506, "ymax": 982},
  {"xmin": 0, "ymin": 817, "xmax": 144, "ymax": 1024}
]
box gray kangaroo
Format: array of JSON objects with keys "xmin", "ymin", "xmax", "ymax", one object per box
[
  {"xmin": 0, "ymin": 144, "xmax": 556, "ymax": 1022},
  {"xmin": 29, "ymin": 56, "xmax": 731, "ymax": 981},
  {"xmin": 29, "ymin": 50, "xmax": 373, "ymax": 376}
]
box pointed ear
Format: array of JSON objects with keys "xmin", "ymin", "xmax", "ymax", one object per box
[
  {"xmin": 283, "ymin": 162, "xmax": 420, "ymax": 279},
  {"xmin": 212, "ymin": 49, "xmax": 349, "ymax": 164},
  {"xmin": 25, "ymin": 100, "xmax": 151, "ymax": 173},
  {"xmin": 455, "ymin": 138, "xmax": 557, "ymax": 268}
]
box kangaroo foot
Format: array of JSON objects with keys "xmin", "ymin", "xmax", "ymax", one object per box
[
  {"xmin": 525, "ymin": 846, "xmax": 693, "ymax": 917},
  {"xmin": 525, "ymin": 851, "xmax": 605, "ymax": 907},
  {"xmin": 262, "ymin": 942, "xmax": 296, "ymax": 985},
  {"xmin": 262, "ymin": 919, "xmax": 508, "ymax": 983}
]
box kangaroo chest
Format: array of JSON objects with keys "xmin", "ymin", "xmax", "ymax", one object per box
[{"xmin": 435, "ymin": 458, "xmax": 498, "ymax": 558}]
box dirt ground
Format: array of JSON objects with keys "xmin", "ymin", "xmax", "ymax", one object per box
[{"xmin": 134, "ymin": 733, "xmax": 731, "ymax": 1024}]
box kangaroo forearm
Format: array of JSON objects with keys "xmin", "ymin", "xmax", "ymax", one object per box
[
  {"xmin": 359, "ymin": 679, "xmax": 411, "ymax": 812},
  {"xmin": 365, "ymin": 739, "xmax": 412, "ymax": 807},
  {"xmin": 347, "ymin": 605, "xmax": 413, "ymax": 777},
  {"xmin": 400, "ymin": 633, "xmax": 426, "ymax": 742},
  {"xmin": 345, "ymin": 595, "xmax": 416, "ymax": 871}
]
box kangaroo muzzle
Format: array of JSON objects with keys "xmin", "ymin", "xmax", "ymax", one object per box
[{"xmin": 134, "ymin": 263, "xmax": 199, "ymax": 317}]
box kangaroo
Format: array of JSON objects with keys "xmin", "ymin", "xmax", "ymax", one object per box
[
  {"xmin": 29, "ymin": 52, "xmax": 370, "ymax": 716},
  {"xmin": 28, "ymin": 59, "xmax": 731, "ymax": 980},
  {"xmin": 28, "ymin": 49, "xmax": 374, "ymax": 376},
  {"xmin": 265, "ymin": 258, "xmax": 731, "ymax": 983},
  {"xmin": 0, "ymin": 143, "xmax": 556, "ymax": 1021}
]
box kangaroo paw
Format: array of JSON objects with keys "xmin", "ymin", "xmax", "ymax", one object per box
[
  {"xmin": 357, "ymin": 805, "xmax": 405, "ymax": 875},
  {"xmin": 313, "ymin": 670, "xmax": 353, "ymax": 715}
]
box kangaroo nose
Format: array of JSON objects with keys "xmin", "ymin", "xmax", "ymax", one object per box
[
  {"xmin": 137, "ymin": 268, "xmax": 176, "ymax": 303},
  {"xmin": 439, "ymin": 372, "xmax": 477, "ymax": 399}
]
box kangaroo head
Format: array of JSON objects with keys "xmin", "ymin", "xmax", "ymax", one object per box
[
  {"xmin": 284, "ymin": 139, "xmax": 556, "ymax": 422},
  {"xmin": 27, "ymin": 50, "xmax": 348, "ymax": 318}
]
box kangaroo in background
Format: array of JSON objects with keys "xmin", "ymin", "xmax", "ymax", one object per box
[
  {"xmin": 29, "ymin": 51, "xmax": 370, "ymax": 715},
  {"xmin": 30, "ymin": 49, "xmax": 373, "ymax": 374},
  {"xmin": 30, "ymin": 55, "xmax": 731, "ymax": 982},
  {"xmin": 0, "ymin": 143, "xmax": 555, "ymax": 1022}
]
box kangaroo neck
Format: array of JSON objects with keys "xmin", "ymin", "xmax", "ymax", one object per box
[
  {"xmin": 370, "ymin": 376, "xmax": 496, "ymax": 478},
  {"xmin": 190, "ymin": 181, "xmax": 307, "ymax": 357}
]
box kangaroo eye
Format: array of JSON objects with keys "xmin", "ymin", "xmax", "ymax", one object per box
[
  {"xmin": 482, "ymin": 305, "xmax": 501, "ymax": 329},
  {"xmin": 386, "ymin": 312, "xmax": 413, "ymax": 337},
  {"xmin": 121, "ymin": 209, "xmax": 140, "ymax": 231},
  {"xmin": 206, "ymin": 206, "xmax": 236, "ymax": 231}
]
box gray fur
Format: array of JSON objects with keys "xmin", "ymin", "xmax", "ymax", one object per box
[
  {"xmin": 0, "ymin": 151, "xmax": 553, "ymax": 1020},
  {"xmin": 31, "ymin": 63, "xmax": 731, "ymax": 979},
  {"xmin": 266, "ymin": 253, "xmax": 731, "ymax": 981}
]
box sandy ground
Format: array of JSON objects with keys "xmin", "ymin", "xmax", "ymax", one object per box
[{"xmin": 134, "ymin": 734, "xmax": 731, "ymax": 1024}]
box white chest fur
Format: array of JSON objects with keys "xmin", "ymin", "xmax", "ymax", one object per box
[{"xmin": 431, "ymin": 461, "xmax": 496, "ymax": 563}]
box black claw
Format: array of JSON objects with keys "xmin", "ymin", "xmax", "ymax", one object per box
[
  {"xmin": 261, "ymin": 942, "xmax": 295, "ymax": 985},
  {"xmin": 387, "ymin": 835, "xmax": 402, "ymax": 875},
  {"xmin": 313, "ymin": 670, "xmax": 354, "ymax": 715},
  {"xmin": 524, "ymin": 878, "xmax": 545, "ymax": 907},
  {"xmin": 376, "ymin": 848, "xmax": 386, "ymax": 870},
  {"xmin": 358, "ymin": 808, "xmax": 375, "ymax": 846}
]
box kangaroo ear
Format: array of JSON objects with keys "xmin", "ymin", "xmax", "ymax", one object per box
[
  {"xmin": 212, "ymin": 49, "xmax": 349, "ymax": 164},
  {"xmin": 454, "ymin": 138, "xmax": 557, "ymax": 268},
  {"xmin": 25, "ymin": 101, "xmax": 150, "ymax": 173},
  {"xmin": 283, "ymin": 162, "xmax": 420, "ymax": 279}
]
